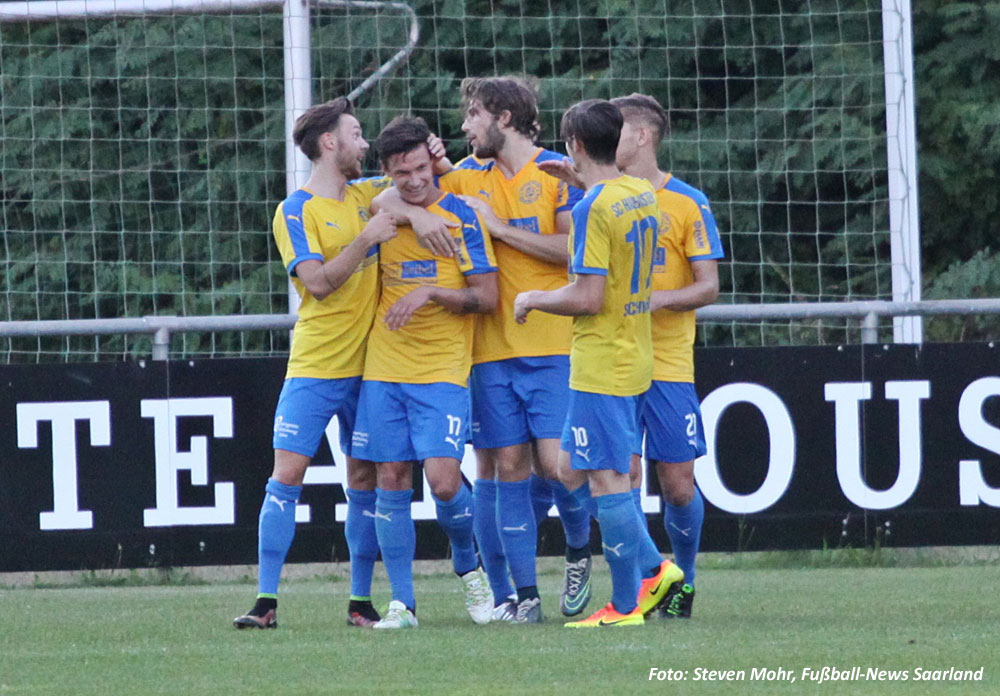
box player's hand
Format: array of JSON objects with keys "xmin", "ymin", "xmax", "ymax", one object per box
[
  {"xmin": 427, "ymin": 133, "xmax": 447, "ymax": 160},
  {"xmin": 537, "ymin": 157, "xmax": 584, "ymax": 189},
  {"xmin": 411, "ymin": 208, "xmax": 460, "ymax": 258},
  {"xmin": 458, "ymin": 195, "xmax": 505, "ymax": 239},
  {"xmin": 427, "ymin": 134, "xmax": 454, "ymax": 175},
  {"xmin": 513, "ymin": 291, "xmax": 537, "ymax": 324},
  {"xmin": 385, "ymin": 285, "xmax": 434, "ymax": 330},
  {"xmin": 360, "ymin": 210, "xmax": 397, "ymax": 245}
]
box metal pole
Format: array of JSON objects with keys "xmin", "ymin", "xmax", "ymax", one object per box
[
  {"xmin": 882, "ymin": 0, "xmax": 923, "ymax": 343},
  {"xmin": 861, "ymin": 313, "xmax": 879, "ymax": 344},
  {"xmin": 283, "ymin": 0, "xmax": 313, "ymax": 318}
]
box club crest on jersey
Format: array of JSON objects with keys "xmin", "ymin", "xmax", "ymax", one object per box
[
  {"xmin": 518, "ymin": 180, "xmax": 542, "ymax": 204},
  {"xmin": 358, "ymin": 208, "xmax": 371, "ymax": 222}
]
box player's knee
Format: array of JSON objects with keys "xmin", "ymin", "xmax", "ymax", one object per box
[
  {"xmin": 346, "ymin": 458, "xmax": 377, "ymax": 490},
  {"xmin": 377, "ymin": 463, "xmax": 411, "ymax": 491},
  {"xmin": 662, "ymin": 486, "xmax": 694, "ymax": 507},
  {"xmin": 496, "ymin": 457, "xmax": 529, "ymax": 481},
  {"xmin": 429, "ymin": 477, "xmax": 461, "ymax": 502}
]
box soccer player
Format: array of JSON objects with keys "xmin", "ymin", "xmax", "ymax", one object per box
[
  {"xmin": 514, "ymin": 98, "xmax": 680, "ymax": 627},
  {"xmin": 233, "ymin": 98, "xmax": 397, "ymax": 629},
  {"xmin": 376, "ymin": 77, "xmax": 592, "ymax": 624},
  {"xmin": 613, "ymin": 93, "xmax": 724, "ymax": 618},
  {"xmin": 353, "ymin": 115, "xmax": 499, "ymax": 629}
]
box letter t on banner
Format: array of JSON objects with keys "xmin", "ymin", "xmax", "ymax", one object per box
[{"xmin": 17, "ymin": 401, "xmax": 111, "ymax": 531}]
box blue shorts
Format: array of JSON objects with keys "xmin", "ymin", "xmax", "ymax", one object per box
[
  {"xmin": 560, "ymin": 389, "xmax": 640, "ymax": 474},
  {"xmin": 272, "ymin": 376, "xmax": 361, "ymax": 458},
  {"xmin": 352, "ymin": 381, "xmax": 471, "ymax": 462},
  {"xmin": 470, "ymin": 356, "xmax": 570, "ymax": 448},
  {"xmin": 640, "ymin": 381, "xmax": 707, "ymax": 464}
]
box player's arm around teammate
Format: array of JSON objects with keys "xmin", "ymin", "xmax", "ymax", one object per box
[
  {"xmin": 613, "ymin": 93, "xmax": 725, "ymax": 619},
  {"xmin": 351, "ymin": 116, "xmax": 499, "ymax": 629},
  {"xmin": 516, "ymin": 99, "xmax": 680, "ymax": 626},
  {"xmin": 235, "ymin": 98, "xmax": 396, "ymax": 630}
]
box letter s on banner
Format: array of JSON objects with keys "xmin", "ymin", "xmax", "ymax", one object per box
[
  {"xmin": 958, "ymin": 376, "xmax": 1000, "ymax": 507},
  {"xmin": 696, "ymin": 383, "xmax": 795, "ymax": 514}
]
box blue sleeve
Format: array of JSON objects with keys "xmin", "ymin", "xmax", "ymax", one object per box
[
  {"xmin": 570, "ymin": 188, "xmax": 608, "ymax": 276},
  {"xmin": 281, "ymin": 191, "xmax": 323, "ymax": 276}
]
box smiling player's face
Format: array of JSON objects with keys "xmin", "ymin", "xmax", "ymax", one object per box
[
  {"xmin": 385, "ymin": 145, "xmax": 437, "ymax": 207},
  {"xmin": 333, "ymin": 115, "xmax": 369, "ymax": 179}
]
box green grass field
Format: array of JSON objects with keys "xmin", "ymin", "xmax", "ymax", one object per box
[{"xmin": 2, "ymin": 560, "xmax": 998, "ymax": 695}]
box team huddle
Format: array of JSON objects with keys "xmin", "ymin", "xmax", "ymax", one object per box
[{"xmin": 233, "ymin": 77, "xmax": 724, "ymax": 630}]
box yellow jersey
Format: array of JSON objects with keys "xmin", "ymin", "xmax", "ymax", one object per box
[
  {"xmin": 438, "ymin": 148, "xmax": 584, "ymax": 364},
  {"xmin": 651, "ymin": 175, "xmax": 725, "ymax": 383},
  {"xmin": 271, "ymin": 177, "xmax": 389, "ymax": 379},
  {"xmin": 568, "ymin": 175, "xmax": 658, "ymax": 397},
  {"xmin": 363, "ymin": 192, "xmax": 497, "ymax": 387}
]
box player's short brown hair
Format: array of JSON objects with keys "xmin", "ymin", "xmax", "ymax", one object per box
[
  {"xmin": 293, "ymin": 97, "xmax": 354, "ymax": 161},
  {"xmin": 560, "ymin": 99, "xmax": 623, "ymax": 165},
  {"xmin": 611, "ymin": 93, "xmax": 669, "ymax": 143},
  {"xmin": 375, "ymin": 115, "xmax": 432, "ymax": 166},
  {"xmin": 461, "ymin": 76, "xmax": 541, "ymax": 140}
]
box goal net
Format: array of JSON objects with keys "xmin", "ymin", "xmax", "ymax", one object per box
[{"xmin": 1, "ymin": 0, "xmax": 900, "ymax": 361}]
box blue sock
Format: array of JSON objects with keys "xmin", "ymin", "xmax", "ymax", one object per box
[
  {"xmin": 568, "ymin": 481, "xmax": 598, "ymax": 520},
  {"xmin": 664, "ymin": 487, "xmax": 705, "ymax": 587},
  {"xmin": 529, "ymin": 473, "xmax": 554, "ymax": 525},
  {"xmin": 556, "ymin": 479, "xmax": 594, "ymax": 549},
  {"xmin": 596, "ymin": 491, "xmax": 641, "ymax": 615},
  {"xmin": 497, "ymin": 479, "xmax": 537, "ymax": 591},
  {"xmin": 375, "ymin": 488, "xmax": 415, "ymax": 610},
  {"xmin": 257, "ymin": 478, "xmax": 301, "ymax": 596},
  {"xmin": 473, "ymin": 479, "xmax": 514, "ymax": 602},
  {"xmin": 433, "ymin": 485, "xmax": 478, "ymax": 576},
  {"xmin": 345, "ymin": 488, "xmax": 378, "ymax": 599},
  {"xmin": 632, "ymin": 487, "xmax": 663, "ymax": 578}
]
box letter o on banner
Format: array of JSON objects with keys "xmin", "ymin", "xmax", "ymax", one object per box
[{"xmin": 696, "ymin": 383, "xmax": 795, "ymax": 514}]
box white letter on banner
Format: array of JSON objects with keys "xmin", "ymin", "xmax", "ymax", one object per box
[
  {"xmin": 16, "ymin": 401, "xmax": 110, "ymax": 530},
  {"xmin": 696, "ymin": 383, "xmax": 795, "ymax": 514},
  {"xmin": 826, "ymin": 381, "xmax": 929, "ymax": 509},
  {"xmin": 958, "ymin": 377, "xmax": 1000, "ymax": 507},
  {"xmin": 142, "ymin": 398, "xmax": 235, "ymax": 526}
]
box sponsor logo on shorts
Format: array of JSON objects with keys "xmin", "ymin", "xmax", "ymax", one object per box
[
  {"xmin": 273, "ymin": 416, "xmax": 299, "ymax": 438},
  {"xmin": 352, "ymin": 431, "xmax": 369, "ymax": 448},
  {"xmin": 574, "ymin": 448, "xmax": 591, "ymax": 462}
]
